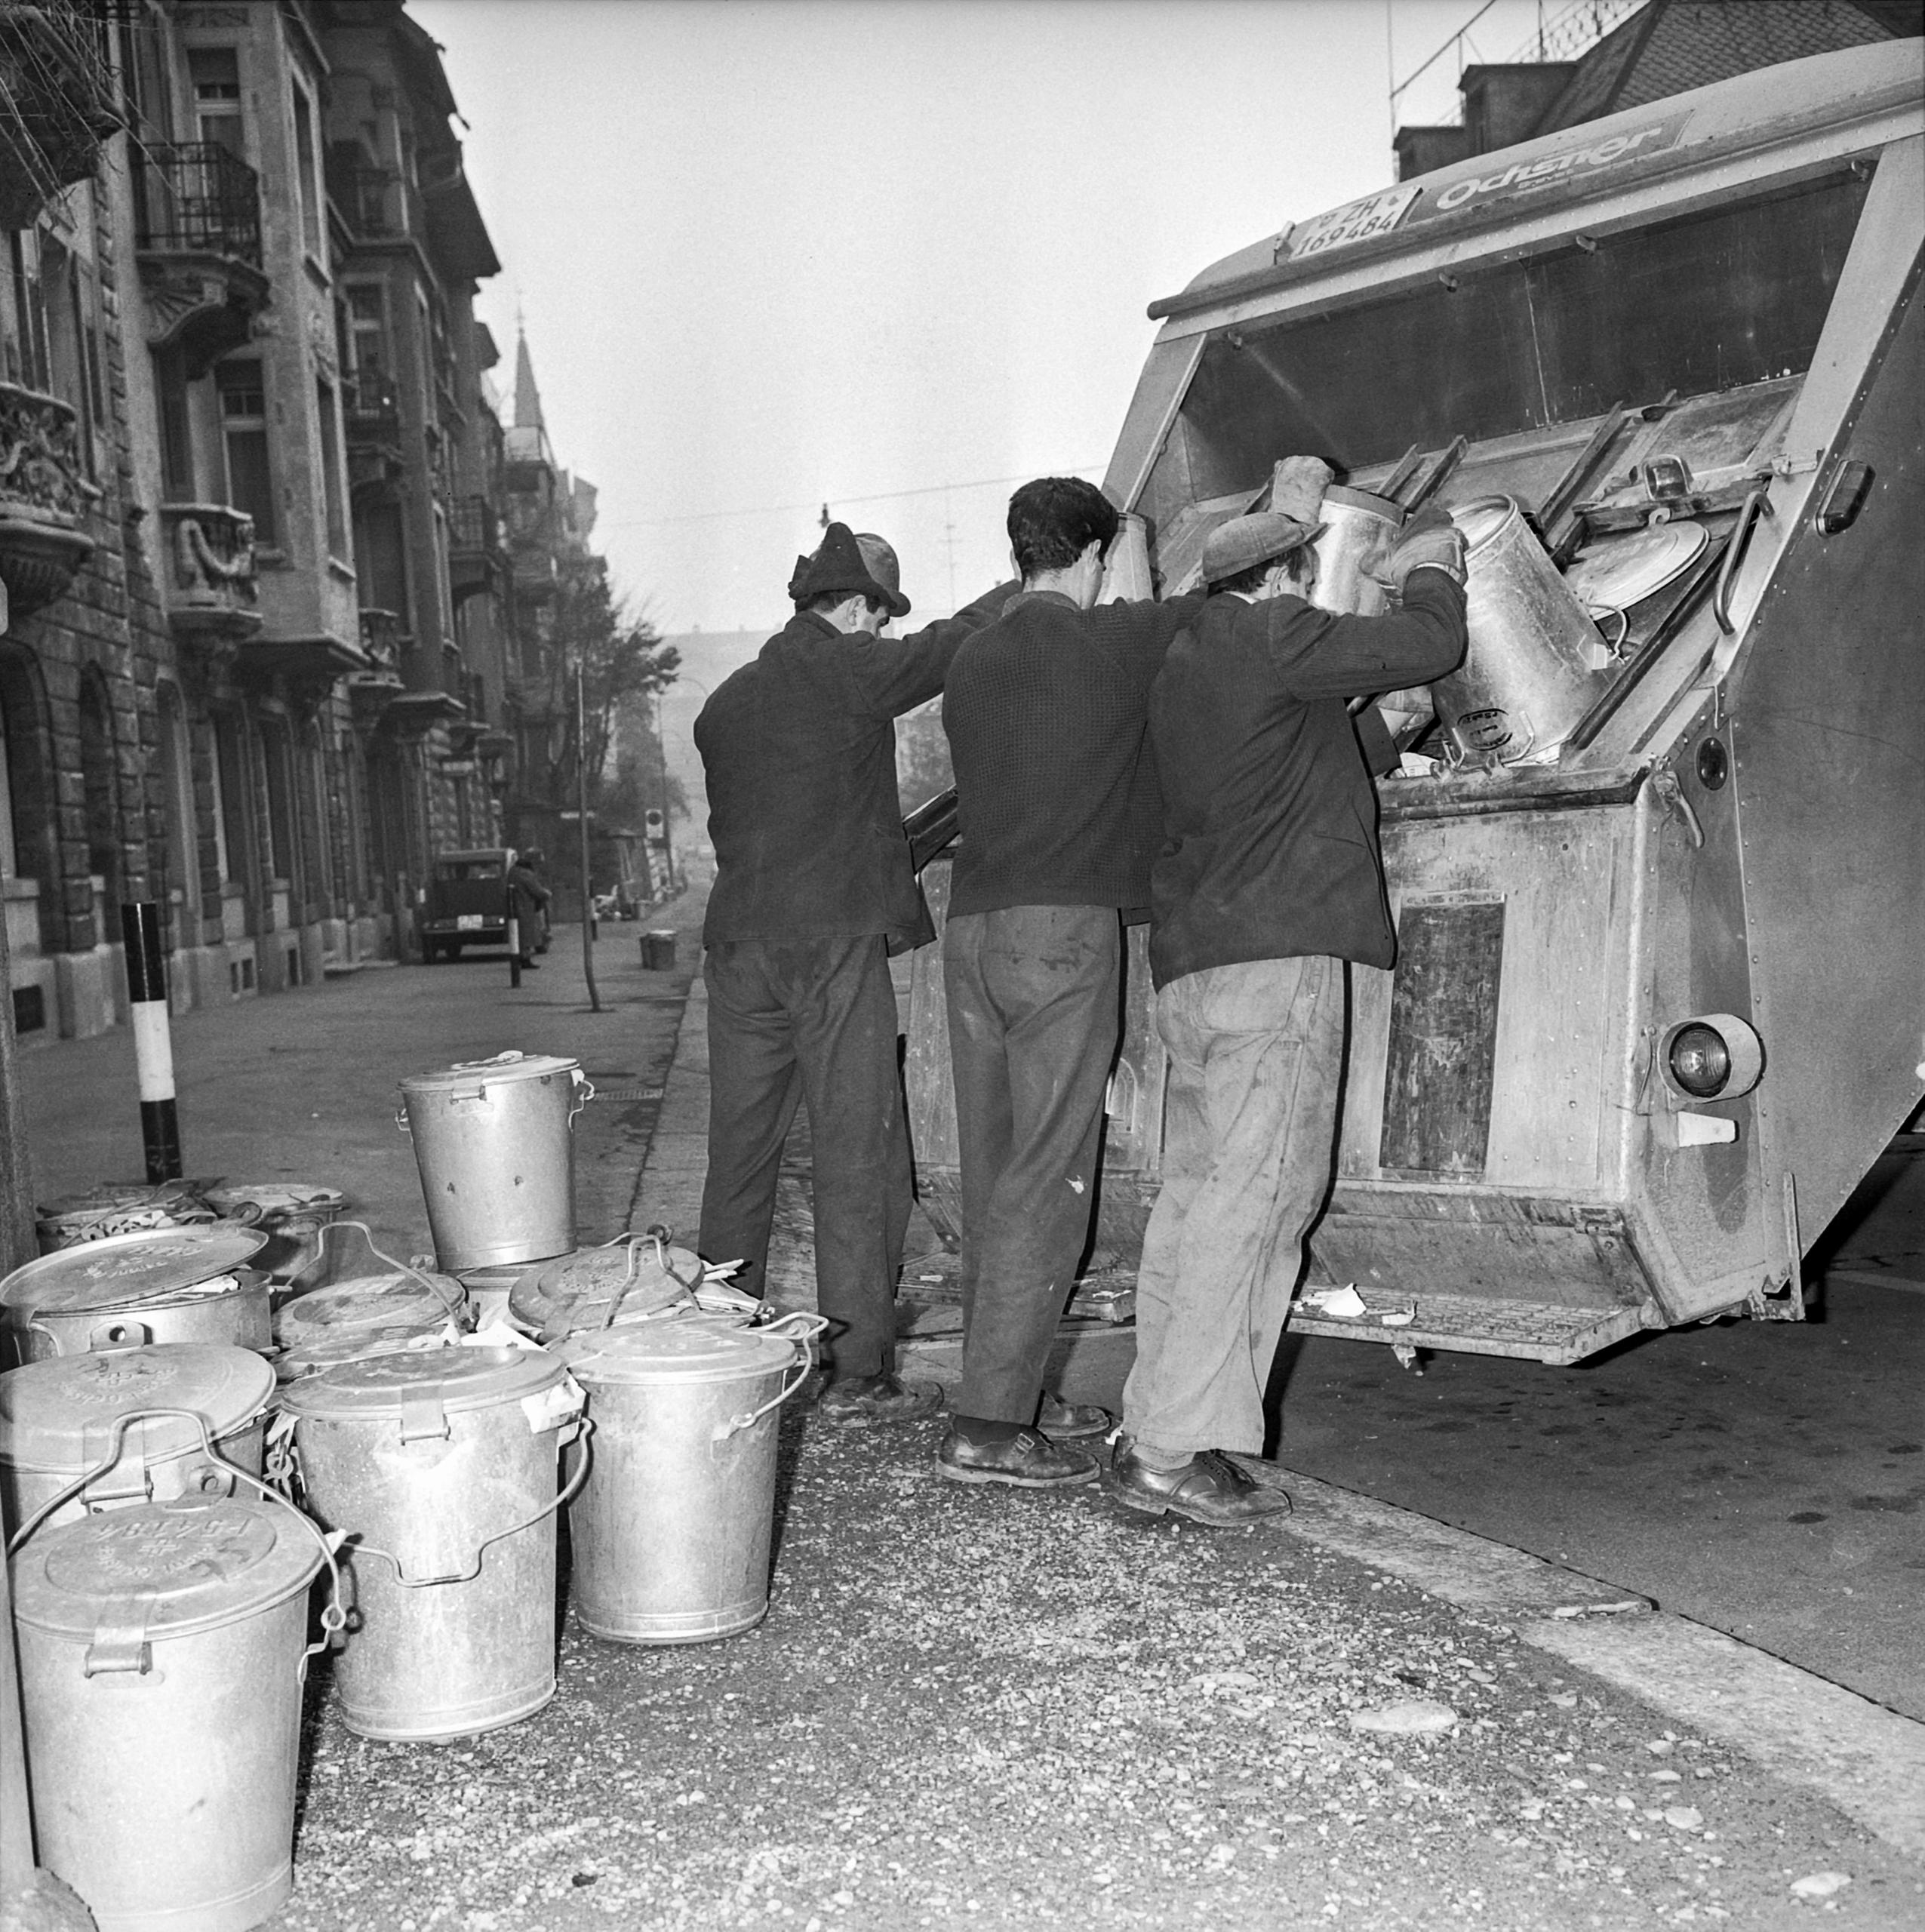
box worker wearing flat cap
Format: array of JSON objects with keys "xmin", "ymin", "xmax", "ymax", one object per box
[
  {"xmin": 1106, "ymin": 458, "xmax": 1468, "ymax": 1526},
  {"xmin": 695, "ymin": 524, "xmax": 1013, "ymax": 1423}
]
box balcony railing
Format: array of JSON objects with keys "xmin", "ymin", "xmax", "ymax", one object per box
[
  {"xmin": 0, "ymin": 379, "xmax": 95, "ymax": 613},
  {"xmin": 160, "ymin": 503, "xmax": 259, "ymax": 638},
  {"xmin": 449, "ymin": 495, "xmax": 499, "ymax": 553},
  {"xmin": 327, "ymin": 158, "xmax": 416, "ymax": 242},
  {"xmin": 343, "ymin": 370, "xmax": 398, "ymax": 428},
  {"xmin": 136, "ymin": 143, "xmax": 263, "ymax": 266}
]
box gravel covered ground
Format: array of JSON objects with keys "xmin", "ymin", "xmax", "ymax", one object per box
[{"xmin": 274, "ymin": 1393, "xmax": 1920, "ymax": 1932}]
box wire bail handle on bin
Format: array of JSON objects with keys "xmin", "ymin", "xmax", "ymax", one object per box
[
  {"xmin": 5, "ymin": 1407, "xmax": 348, "ymax": 1678},
  {"xmin": 338, "ymin": 1380, "xmax": 592, "ymax": 1589},
  {"xmin": 394, "ymin": 1053, "xmax": 598, "ymax": 1130},
  {"xmin": 713, "ymin": 1312, "xmax": 829, "ymax": 1442},
  {"xmin": 303, "ymin": 1219, "xmax": 467, "ymax": 1321},
  {"xmin": 592, "ymin": 1221, "xmax": 704, "ymax": 1331}
]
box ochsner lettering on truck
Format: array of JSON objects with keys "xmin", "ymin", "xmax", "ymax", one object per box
[
  {"xmin": 1415, "ymin": 109, "xmax": 1694, "ymax": 223},
  {"xmin": 1281, "ymin": 109, "xmax": 1695, "ymax": 263}
]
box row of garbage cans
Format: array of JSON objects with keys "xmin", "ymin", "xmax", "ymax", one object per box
[{"xmin": 0, "ymin": 1048, "xmax": 810, "ymax": 1932}]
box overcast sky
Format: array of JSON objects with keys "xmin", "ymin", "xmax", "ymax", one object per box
[{"xmin": 413, "ymin": 0, "xmax": 1569, "ymax": 636}]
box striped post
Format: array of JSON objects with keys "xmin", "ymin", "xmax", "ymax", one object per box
[{"xmin": 120, "ymin": 902, "xmax": 182, "ymax": 1183}]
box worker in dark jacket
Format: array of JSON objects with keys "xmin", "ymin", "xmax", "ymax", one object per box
[
  {"xmin": 1106, "ymin": 482, "xmax": 1468, "ymax": 1527},
  {"xmin": 936, "ymin": 477, "xmax": 1204, "ymax": 1490},
  {"xmin": 695, "ymin": 524, "xmax": 1013, "ymax": 1424}
]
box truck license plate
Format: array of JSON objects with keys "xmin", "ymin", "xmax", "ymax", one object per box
[{"xmin": 457, "ymin": 914, "xmax": 485, "ymax": 931}]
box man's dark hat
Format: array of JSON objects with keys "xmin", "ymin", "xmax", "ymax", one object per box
[{"xmin": 788, "ymin": 521, "xmax": 911, "ymax": 618}]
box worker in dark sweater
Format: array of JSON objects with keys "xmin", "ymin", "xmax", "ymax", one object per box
[
  {"xmin": 936, "ymin": 477, "xmax": 1204, "ymax": 1489},
  {"xmin": 1109, "ymin": 489, "xmax": 1468, "ymax": 1526},
  {"xmin": 696, "ymin": 525, "xmax": 1013, "ymax": 1425}
]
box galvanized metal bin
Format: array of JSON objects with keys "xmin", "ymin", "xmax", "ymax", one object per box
[
  {"xmin": 282, "ymin": 1345, "xmax": 584, "ymax": 1740},
  {"xmin": 0, "ymin": 1226, "xmax": 272, "ymax": 1367},
  {"xmin": 11, "ymin": 1494, "xmax": 329, "ymax": 1932},
  {"xmin": 398, "ymin": 1051, "xmax": 592, "ymax": 1271},
  {"xmin": 554, "ymin": 1314, "xmax": 820, "ymax": 1644},
  {"xmin": 0, "ymin": 1343, "xmax": 275, "ymax": 1537}
]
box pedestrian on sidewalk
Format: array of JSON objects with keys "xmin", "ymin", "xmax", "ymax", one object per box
[
  {"xmin": 509, "ymin": 849, "xmax": 552, "ymax": 970},
  {"xmin": 934, "ymin": 476, "xmax": 1204, "ymax": 1491},
  {"xmin": 694, "ymin": 524, "xmax": 1014, "ymax": 1424},
  {"xmin": 1107, "ymin": 472, "xmax": 1468, "ymax": 1527}
]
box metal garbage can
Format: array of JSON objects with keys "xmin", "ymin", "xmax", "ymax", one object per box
[
  {"xmin": 281, "ymin": 1345, "xmax": 585, "ymax": 1740},
  {"xmin": 0, "ymin": 1342, "xmax": 275, "ymax": 1537},
  {"xmin": 398, "ymin": 1051, "xmax": 593, "ymax": 1272},
  {"xmin": 0, "ymin": 1226, "xmax": 272, "ymax": 1367},
  {"xmin": 641, "ymin": 930, "xmax": 677, "ymax": 971},
  {"xmin": 553, "ymin": 1312, "xmax": 821, "ymax": 1644},
  {"xmin": 11, "ymin": 1491, "xmax": 334, "ymax": 1932}
]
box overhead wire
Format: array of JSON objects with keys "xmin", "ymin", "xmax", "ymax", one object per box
[{"xmin": 601, "ymin": 464, "xmax": 1109, "ymax": 532}]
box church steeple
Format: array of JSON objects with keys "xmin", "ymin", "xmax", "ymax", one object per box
[{"xmin": 513, "ymin": 328, "xmax": 545, "ymax": 432}]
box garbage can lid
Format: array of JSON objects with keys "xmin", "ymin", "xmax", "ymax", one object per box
[
  {"xmin": 11, "ymin": 1496, "xmax": 324, "ymax": 1643},
  {"xmin": 280, "ymin": 1343, "xmax": 566, "ymax": 1420},
  {"xmin": 399, "ymin": 1050, "xmax": 580, "ymax": 1096},
  {"xmin": 0, "ymin": 1226, "xmax": 269, "ymax": 1318},
  {"xmin": 553, "ymin": 1312, "xmax": 801, "ymax": 1386},
  {"xmin": 275, "ymin": 1271, "xmax": 462, "ymax": 1345},
  {"xmin": 0, "ymin": 1343, "xmax": 276, "ymax": 1472},
  {"xmin": 508, "ymin": 1244, "xmax": 698, "ymax": 1340},
  {"xmin": 204, "ymin": 1182, "xmax": 347, "ymax": 1220}
]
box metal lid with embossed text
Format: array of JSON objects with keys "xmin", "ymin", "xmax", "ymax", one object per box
[
  {"xmin": 0, "ymin": 1226, "xmax": 268, "ymax": 1317},
  {"xmin": 0, "ymin": 1343, "xmax": 275, "ymax": 1472},
  {"xmin": 10, "ymin": 1496, "xmax": 324, "ymax": 1644}
]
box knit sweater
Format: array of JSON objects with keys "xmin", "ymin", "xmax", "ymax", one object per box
[
  {"xmin": 1148, "ymin": 569, "xmax": 1467, "ymax": 986},
  {"xmin": 942, "ymin": 588, "xmax": 1204, "ymax": 918},
  {"xmin": 697, "ymin": 583, "xmax": 1016, "ymax": 947}
]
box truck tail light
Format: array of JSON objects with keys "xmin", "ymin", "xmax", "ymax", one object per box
[{"xmin": 1660, "ymin": 1014, "xmax": 1763, "ymax": 1102}]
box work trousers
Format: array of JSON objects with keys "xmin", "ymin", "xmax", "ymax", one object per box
[
  {"xmin": 699, "ymin": 934, "xmax": 910, "ymax": 1381},
  {"xmin": 1123, "ymin": 954, "xmax": 1345, "ymax": 1457},
  {"xmin": 944, "ymin": 905, "xmax": 1121, "ymax": 1424}
]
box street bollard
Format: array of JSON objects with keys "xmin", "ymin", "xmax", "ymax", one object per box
[
  {"xmin": 120, "ymin": 902, "xmax": 182, "ymax": 1183},
  {"xmin": 508, "ymin": 895, "xmax": 521, "ymax": 989}
]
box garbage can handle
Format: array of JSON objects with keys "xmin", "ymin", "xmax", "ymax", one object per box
[
  {"xmin": 7, "ymin": 1407, "xmax": 347, "ymax": 1676},
  {"xmin": 310, "ymin": 1220, "xmax": 467, "ymax": 1323},
  {"xmin": 347, "ymin": 1414, "xmax": 595, "ymax": 1587},
  {"xmin": 712, "ymin": 1313, "xmax": 830, "ymax": 1441},
  {"xmin": 1713, "ymin": 481, "xmax": 1771, "ymax": 635}
]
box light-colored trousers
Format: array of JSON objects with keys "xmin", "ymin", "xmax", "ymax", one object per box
[{"xmin": 1123, "ymin": 954, "xmax": 1345, "ymax": 1457}]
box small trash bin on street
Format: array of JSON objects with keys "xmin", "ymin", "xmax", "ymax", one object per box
[
  {"xmin": 281, "ymin": 1346, "xmax": 585, "ymax": 1740},
  {"xmin": 11, "ymin": 1491, "xmax": 335, "ymax": 1932},
  {"xmin": 0, "ymin": 1343, "xmax": 275, "ymax": 1537},
  {"xmin": 553, "ymin": 1312, "xmax": 821, "ymax": 1644},
  {"xmin": 397, "ymin": 1052, "xmax": 592, "ymax": 1272},
  {"xmin": 641, "ymin": 930, "xmax": 677, "ymax": 971}
]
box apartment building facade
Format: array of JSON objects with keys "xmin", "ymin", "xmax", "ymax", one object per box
[{"xmin": 0, "ymin": 0, "xmax": 595, "ymax": 1042}]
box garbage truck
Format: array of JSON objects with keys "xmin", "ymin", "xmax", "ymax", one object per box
[{"xmin": 905, "ymin": 39, "xmax": 1924, "ymax": 1365}]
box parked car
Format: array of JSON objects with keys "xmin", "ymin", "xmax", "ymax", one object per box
[{"xmin": 420, "ymin": 848, "xmax": 513, "ymax": 962}]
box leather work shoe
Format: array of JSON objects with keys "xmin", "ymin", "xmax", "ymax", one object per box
[
  {"xmin": 936, "ymin": 1427, "xmax": 1099, "ymax": 1489},
  {"xmin": 1105, "ymin": 1444, "xmax": 1293, "ymax": 1527},
  {"xmin": 817, "ymin": 1374, "xmax": 943, "ymax": 1427},
  {"xmin": 1037, "ymin": 1392, "xmax": 1112, "ymax": 1439}
]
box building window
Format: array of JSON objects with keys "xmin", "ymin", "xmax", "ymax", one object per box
[
  {"xmin": 5, "ymin": 232, "xmax": 50, "ymax": 391},
  {"xmin": 292, "ymin": 82, "xmax": 321, "ymax": 258},
  {"xmin": 346, "ymin": 283, "xmax": 388, "ymax": 377},
  {"xmin": 217, "ymin": 359, "xmax": 275, "ymax": 544},
  {"xmin": 155, "ymin": 345, "xmax": 194, "ymax": 498},
  {"xmin": 189, "ymin": 46, "xmax": 244, "ymax": 158},
  {"xmin": 317, "ymin": 378, "xmax": 346, "ymax": 560}
]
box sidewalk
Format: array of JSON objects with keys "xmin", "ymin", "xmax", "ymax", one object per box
[{"xmin": 10, "ymin": 889, "xmax": 1924, "ymax": 1929}]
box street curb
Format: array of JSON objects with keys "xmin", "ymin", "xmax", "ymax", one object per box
[
  {"xmin": 1233, "ymin": 1455, "xmax": 1925, "ymax": 1861},
  {"xmin": 632, "ymin": 974, "xmax": 709, "ymax": 1241}
]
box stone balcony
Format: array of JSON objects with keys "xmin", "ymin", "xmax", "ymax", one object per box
[
  {"xmin": 135, "ymin": 143, "xmax": 270, "ymax": 377},
  {"xmin": 0, "ymin": 380, "xmax": 97, "ymax": 616},
  {"xmin": 159, "ymin": 503, "xmax": 260, "ymax": 640}
]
